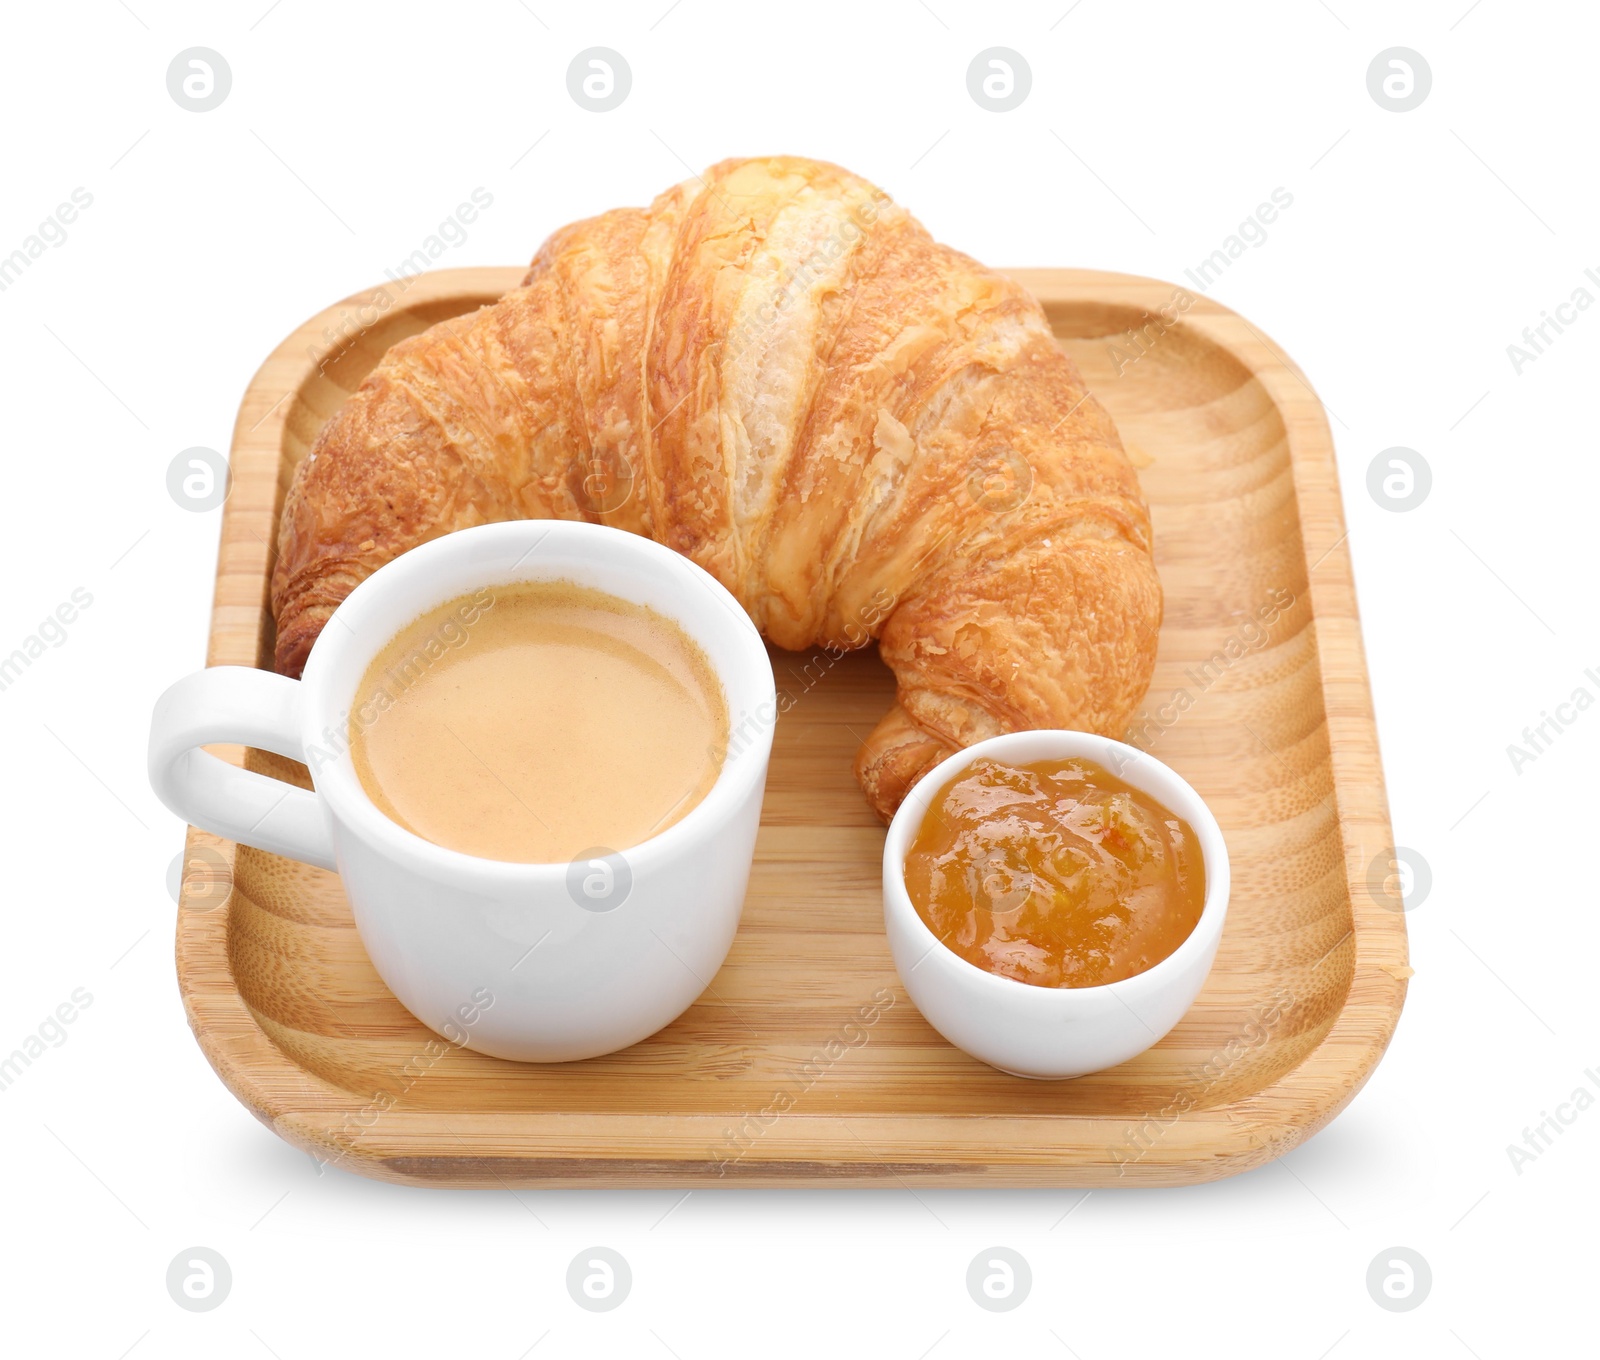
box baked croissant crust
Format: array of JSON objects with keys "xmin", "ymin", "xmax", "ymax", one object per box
[{"xmin": 271, "ymin": 156, "xmax": 1162, "ymax": 821}]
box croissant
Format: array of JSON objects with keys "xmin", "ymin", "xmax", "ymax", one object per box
[{"xmin": 271, "ymin": 156, "xmax": 1162, "ymax": 822}]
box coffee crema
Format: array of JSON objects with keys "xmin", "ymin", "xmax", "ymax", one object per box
[{"xmin": 349, "ymin": 580, "xmax": 728, "ymax": 864}]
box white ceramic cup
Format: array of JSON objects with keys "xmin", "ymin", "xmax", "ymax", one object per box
[
  {"xmin": 149, "ymin": 520, "xmax": 777, "ymax": 1062},
  {"xmin": 882, "ymin": 730, "xmax": 1230, "ymax": 1079}
]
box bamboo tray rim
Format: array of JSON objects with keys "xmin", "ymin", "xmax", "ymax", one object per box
[{"xmin": 175, "ymin": 265, "xmax": 1408, "ymax": 1188}]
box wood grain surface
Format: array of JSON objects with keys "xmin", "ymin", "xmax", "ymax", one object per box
[{"xmin": 174, "ymin": 266, "xmax": 1408, "ymax": 1187}]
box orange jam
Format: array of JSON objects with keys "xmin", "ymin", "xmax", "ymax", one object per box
[{"xmin": 903, "ymin": 756, "xmax": 1206, "ymax": 988}]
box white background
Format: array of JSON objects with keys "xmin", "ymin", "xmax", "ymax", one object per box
[{"xmin": 1, "ymin": 1, "xmax": 1593, "ymax": 1356}]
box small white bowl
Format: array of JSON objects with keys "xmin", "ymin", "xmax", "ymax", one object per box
[{"xmin": 882, "ymin": 730, "xmax": 1230, "ymax": 1079}]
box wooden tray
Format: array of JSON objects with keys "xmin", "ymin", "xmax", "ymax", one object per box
[{"xmin": 177, "ymin": 266, "xmax": 1407, "ymax": 1187}]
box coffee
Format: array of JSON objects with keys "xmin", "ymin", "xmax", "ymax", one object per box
[{"xmin": 349, "ymin": 581, "xmax": 728, "ymax": 863}]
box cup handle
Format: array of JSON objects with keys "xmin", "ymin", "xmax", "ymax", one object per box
[{"xmin": 148, "ymin": 666, "xmax": 337, "ymax": 872}]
